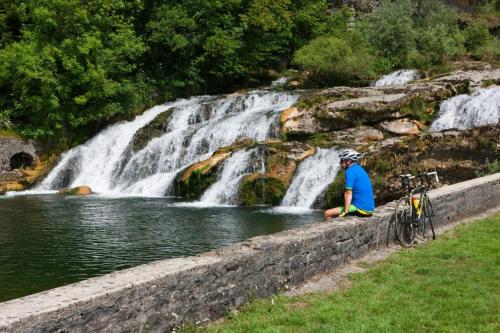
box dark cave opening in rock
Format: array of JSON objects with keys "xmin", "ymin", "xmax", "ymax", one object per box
[{"xmin": 10, "ymin": 152, "xmax": 34, "ymax": 170}]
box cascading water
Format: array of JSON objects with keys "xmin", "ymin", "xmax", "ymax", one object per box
[
  {"xmin": 36, "ymin": 99, "xmax": 197, "ymax": 193},
  {"xmin": 373, "ymin": 69, "xmax": 420, "ymax": 87},
  {"xmin": 278, "ymin": 148, "xmax": 341, "ymax": 211},
  {"xmin": 36, "ymin": 91, "xmax": 297, "ymax": 198},
  {"xmin": 430, "ymin": 86, "xmax": 500, "ymax": 132},
  {"xmin": 199, "ymin": 148, "xmax": 263, "ymax": 205}
]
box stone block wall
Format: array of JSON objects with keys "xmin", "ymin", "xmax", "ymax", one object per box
[
  {"xmin": 0, "ymin": 138, "xmax": 38, "ymax": 172},
  {"xmin": 0, "ymin": 173, "xmax": 499, "ymax": 333}
]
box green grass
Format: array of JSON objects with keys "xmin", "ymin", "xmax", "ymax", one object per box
[{"xmin": 183, "ymin": 213, "xmax": 500, "ymax": 333}]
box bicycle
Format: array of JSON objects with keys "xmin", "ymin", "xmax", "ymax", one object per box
[{"xmin": 395, "ymin": 171, "xmax": 439, "ymax": 248}]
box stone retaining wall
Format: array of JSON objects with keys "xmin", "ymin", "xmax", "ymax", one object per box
[
  {"xmin": 0, "ymin": 138, "xmax": 38, "ymax": 172},
  {"xmin": 1, "ymin": 173, "xmax": 499, "ymax": 333}
]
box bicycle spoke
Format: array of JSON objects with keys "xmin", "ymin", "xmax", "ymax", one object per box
[{"xmin": 395, "ymin": 197, "xmax": 414, "ymax": 247}]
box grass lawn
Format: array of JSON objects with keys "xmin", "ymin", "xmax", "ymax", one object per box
[{"xmin": 183, "ymin": 213, "xmax": 500, "ymax": 333}]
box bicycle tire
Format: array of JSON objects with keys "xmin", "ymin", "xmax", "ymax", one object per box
[
  {"xmin": 421, "ymin": 194, "xmax": 436, "ymax": 240},
  {"xmin": 395, "ymin": 197, "xmax": 414, "ymax": 247}
]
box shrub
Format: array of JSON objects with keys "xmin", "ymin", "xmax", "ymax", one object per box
[
  {"xmin": 464, "ymin": 22, "xmax": 493, "ymax": 52},
  {"xmin": 473, "ymin": 37, "xmax": 500, "ymax": 61},
  {"xmin": 293, "ymin": 35, "xmax": 376, "ymax": 84},
  {"xmin": 416, "ymin": 24, "xmax": 464, "ymax": 66}
]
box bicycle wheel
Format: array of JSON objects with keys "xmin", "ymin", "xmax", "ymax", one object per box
[
  {"xmin": 395, "ymin": 197, "xmax": 415, "ymax": 247},
  {"xmin": 420, "ymin": 194, "xmax": 436, "ymax": 240}
]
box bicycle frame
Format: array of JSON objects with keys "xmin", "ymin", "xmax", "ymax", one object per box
[{"xmin": 395, "ymin": 171, "xmax": 439, "ymax": 247}]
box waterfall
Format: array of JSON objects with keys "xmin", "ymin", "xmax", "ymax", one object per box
[
  {"xmin": 430, "ymin": 86, "xmax": 500, "ymax": 132},
  {"xmin": 36, "ymin": 91, "xmax": 297, "ymax": 198},
  {"xmin": 36, "ymin": 99, "xmax": 196, "ymax": 193},
  {"xmin": 279, "ymin": 148, "xmax": 341, "ymax": 210},
  {"xmin": 199, "ymin": 148, "xmax": 262, "ymax": 205},
  {"xmin": 271, "ymin": 77, "xmax": 289, "ymax": 87},
  {"xmin": 373, "ymin": 69, "xmax": 420, "ymax": 87}
]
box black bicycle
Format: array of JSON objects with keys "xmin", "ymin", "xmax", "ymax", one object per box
[{"xmin": 395, "ymin": 171, "xmax": 439, "ymax": 248}]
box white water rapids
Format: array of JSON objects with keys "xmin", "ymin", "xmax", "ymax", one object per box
[
  {"xmin": 272, "ymin": 148, "xmax": 341, "ymax": 212},
  {"xmin": 373, "ymin": 69, "xmax": 420, "ymax": 87},
  {"xmin": 430, "ymin": 86, "xmax": 500, "ymax": 132},
  {"xmin": 36, "ymin": 91, "xmax": 297, "ymax": 197},
  {"xmin": 199, "ymin": 148, "xmax": 263, "ymax": 205},
  {"xmin": 281, "ymin": 148, "xmax": 341, "ymax": 208}
]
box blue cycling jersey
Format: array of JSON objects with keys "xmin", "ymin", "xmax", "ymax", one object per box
[{"xmin": 344, "ymin": 163, "xmax": 375, "ymax": 212}]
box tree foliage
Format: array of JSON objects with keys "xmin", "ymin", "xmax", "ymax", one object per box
[
  {"xmin": 0, "ymin": 0, "xmax": 496, "ymax": 143},
  {"xmin": 0, "ymin": 0, "xmax": 330, "ymax": 142},
  {"xmin": 0, "ymin": 0, "xmax": 146, "ymax": 140}
]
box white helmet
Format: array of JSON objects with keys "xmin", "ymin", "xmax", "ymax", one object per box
[{"xmin": 339, "ymin": 149, "xmax": 361, "ymax": 162}]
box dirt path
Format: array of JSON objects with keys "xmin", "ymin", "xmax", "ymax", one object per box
[{"xmin": 285, "ymin": 206, "xmax": 500, "ymax": 296}]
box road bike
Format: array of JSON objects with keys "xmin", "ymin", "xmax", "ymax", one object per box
[{"xmin": 395, "ymin": 171, "xmax": 439, "ymax": 248}]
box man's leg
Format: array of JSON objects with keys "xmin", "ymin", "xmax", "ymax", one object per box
[
  {"xmin": 324, "ymin": 205, "xmax": 360, "ymax": 221},
  {"xmin": 324, "ymin": 207, "xmax": 343, "ymax": 221}
]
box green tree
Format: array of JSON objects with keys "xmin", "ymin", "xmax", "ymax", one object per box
[
  {"xmin": 359, "ymin": 0, "xmax": 417, "ymax": 69},
  {"xmin": 0, "ymin": 0, "xmax": 145, "ymax": 141}
]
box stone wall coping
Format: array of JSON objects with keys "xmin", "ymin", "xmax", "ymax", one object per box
[
  {"xmin": 428, "ymin": 172, "xmax": 500, "ymax": 198},
  {"xmin": 0, "ymin": 256, "xmax": 220, "ymax": 326}
]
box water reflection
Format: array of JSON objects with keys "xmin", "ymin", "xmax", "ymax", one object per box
[{"xmin": 0, "ymin": 195, "xmax": 321, "ymax": 302}]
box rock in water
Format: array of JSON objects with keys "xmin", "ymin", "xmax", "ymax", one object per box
[{"xmin": 59, "ymin": 186, "xmax": 93, "ymax": 196}]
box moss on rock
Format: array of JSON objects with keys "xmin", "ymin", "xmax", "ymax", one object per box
[
  {"xmin": 131, "ymin": 109, "xmax": 174, "ymax": 152},
  {"xmin": 176, "ymin": 153, "xmax": 231, "ymax": 199},
  {"xmin": 318, "ymin": 171, "xmax": 344, "ymax": 209},
  {"xmin": 239, "ymin": 174, "xmax": 287, "ymax": 206}
]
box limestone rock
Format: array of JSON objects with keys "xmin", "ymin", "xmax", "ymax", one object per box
[
  {"xmin": 0, "ymin": 137, "xmax": 39, "ymax": 172},
  {"xmin": 434, "ymin": 68, "xmax": 500, "ymax": 87},
  {"xmin": 378, "ymin": 118, "xmax": 421, "ymax": 135},
  {"xmin": 59, "ymin": 186, "xmax": 93, "ymax": 196},
  {"xmin": 176, "ymin": 153, "xmax": 231, "ymax": 199},
  {"xmin": 308, "ymin": 126, "xmax": 384, "ymax": 148},
  {"xmin": 131, "ymin": 109, "xmax": 174, "ymax": 152},
  {"xmin": 175, "ymin": 139, "xmax": 260, "ymax": 199},
  {"xmin": 318, "ymin": 125, "xmax": 500, "ymax": 209},
  {"xmin": 0, "ymin": 170, "xmax": 23, "ymax": 182},
  {"xmin": 239, "ymin": 174, "xmax": 287, "ymax": 206},
  {"xmin": 282, "ymin": 83, "xmax": 454, "ymax": 137},
  {"xmin": 239, "ymin": 141, "xmax": 316, "ymax": 206}
]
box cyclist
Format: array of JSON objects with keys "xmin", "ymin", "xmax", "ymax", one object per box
[{"xmin": 324, "ymin": 149, "xmax": 375, "ymax": 221}]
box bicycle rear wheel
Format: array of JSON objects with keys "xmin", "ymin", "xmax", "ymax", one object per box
[{"xmin": 395, "ymin": 197, "xmax": 414, "ymax": 247}]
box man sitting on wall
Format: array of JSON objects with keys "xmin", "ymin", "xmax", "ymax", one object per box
[{"xmin": 324, "ymin": 149, "xmax": 375, "ymax": 221}]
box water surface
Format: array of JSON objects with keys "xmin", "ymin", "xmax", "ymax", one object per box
[{"xmin": 0, "ymin": 195, "xmax": 320, "ymax": 302}]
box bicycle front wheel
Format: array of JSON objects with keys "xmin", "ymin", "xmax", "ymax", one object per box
[
  {"xmin": 395, "ymin": 197, "xmax": 414, "ymax": 248},
  {"xmin": 420, "ymin": 194, "xmax": 436, "ymax": 240}
]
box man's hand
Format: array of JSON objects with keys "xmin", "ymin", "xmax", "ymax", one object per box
[{"xmin": 339, "ymin": 211, "xmax": 347, "ymax": 217}]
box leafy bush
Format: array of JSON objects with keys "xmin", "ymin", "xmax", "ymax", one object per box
[
  {"xmin": 358, "ymin": 0, "xmax": 417, "ymax": 69},
  {"xmin": 293, "ymin": 35, "xmax": 376, "ymax": 84},
  {"xmin": 356, "ymin": 0, "xmax": 466, "ymax": 70},
  {"xmin": 474, "ymin": 37, "xmax": 500, "ymax": 61},
  {"xmin": 464, "ymin": 22, "xmax": 493, "ymax": 52}
]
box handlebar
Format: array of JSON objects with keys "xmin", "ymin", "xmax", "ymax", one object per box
[
  {"xmin": 425, "ymin": 171, "xmax": 440, "ymax": 183},
  {"xmin": 398, "ymin": 171, "xmax": 440, "ymax": 186}
]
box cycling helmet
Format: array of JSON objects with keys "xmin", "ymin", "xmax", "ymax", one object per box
[{"xmin": 339, "ymin": 149, "xmax": 361, "ymax": 162}]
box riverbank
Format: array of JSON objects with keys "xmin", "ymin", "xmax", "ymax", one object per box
[{"xmin": 185, "ymin": 209, "xmax": 500, "ymax": 332}]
